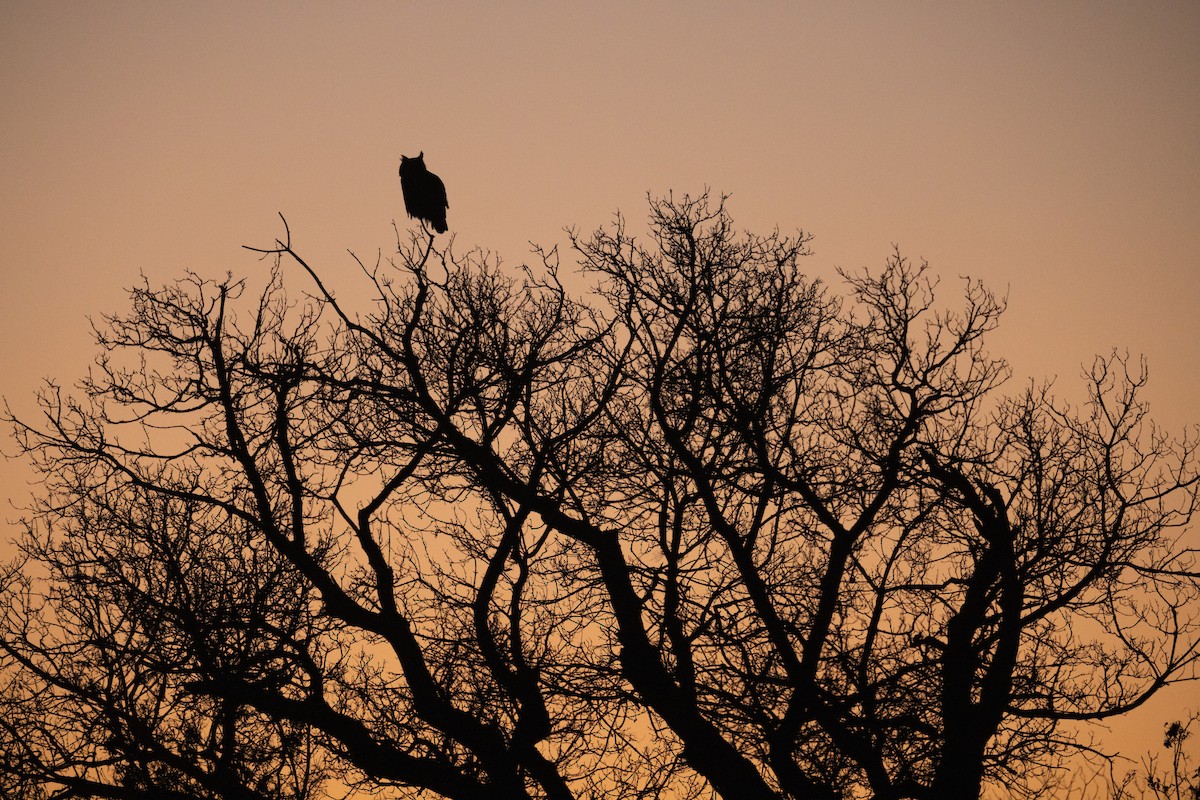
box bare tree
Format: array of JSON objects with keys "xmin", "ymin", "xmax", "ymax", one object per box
[
  {"xmin": 0, "ymin": 472, "xmax": 328, "ymax": 799},
  {"xmin": 1063, "ymin": 711, "xmax": 1200, "ymax": 800},
  {"xmin": 1142, "ymin": 714, "xmax": 1200, "ymax": 800},
  {"xmin": 3, "ymin": 194, "xmax": 1198, "ymax": 800}
]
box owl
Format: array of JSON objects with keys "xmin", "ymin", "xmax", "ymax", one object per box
[{"xmin": 399, "ymin": 152, "xmax": 449, "ymax": 234}]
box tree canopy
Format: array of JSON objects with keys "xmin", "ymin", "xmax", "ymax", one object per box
[{"xmin": 3, "ymin": 194, "xmax": 1198, "ymax": 800}]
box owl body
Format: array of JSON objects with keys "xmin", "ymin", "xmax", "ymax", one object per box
[{"xmin": 399, "ymin": 152, "xmax": 449, "ymax": 233}]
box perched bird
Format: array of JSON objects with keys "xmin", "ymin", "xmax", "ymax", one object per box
[{"xmin": 398, "ymin": 152, "xmax": 449, "ymax": 233}]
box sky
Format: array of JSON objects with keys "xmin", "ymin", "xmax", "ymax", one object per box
[{"xmin": 1, "ymin": 0, "xmax": 1198, "ymax": 782}]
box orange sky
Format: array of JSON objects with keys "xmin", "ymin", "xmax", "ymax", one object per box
[{"xmin": 2, "ymin": 0, "xmax": 1198, "ymax": 783}]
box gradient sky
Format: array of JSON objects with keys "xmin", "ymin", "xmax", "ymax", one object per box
[{"xmin": 2, "ymin": 0, "xmax": 1198, "ymax": 780}]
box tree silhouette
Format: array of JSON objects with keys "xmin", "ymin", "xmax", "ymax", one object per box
[
  {"xmin": 1141, "ymin": 714, "xmax": 1200, "ymax": 800},
  {"xmin": 3, "ymin": 194, "xmax": 1199, "ymax": 800}
]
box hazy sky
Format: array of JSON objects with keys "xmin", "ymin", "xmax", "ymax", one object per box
[{"xmin": 2, "ymin": 0, "xmax": 1198, "ymax": 774}]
